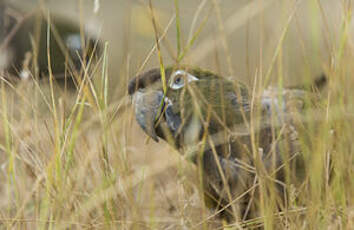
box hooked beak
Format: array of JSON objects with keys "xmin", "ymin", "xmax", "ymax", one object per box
[{"xmin": 132, "ymin": 90, "xmax": 164, "ymax": 142}]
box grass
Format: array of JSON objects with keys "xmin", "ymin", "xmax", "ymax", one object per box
[{"xmin": 0, "ymin": 0, "xmax": 353, "ymax": 229}]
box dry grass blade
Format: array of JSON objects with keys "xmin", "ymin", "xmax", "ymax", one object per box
[
  {"xmin": 136, "ymin": 14, "xmax": 176, "ymax": 77},
  {"xmin": 264, "ymin": 0, "xmax": 301, "ymax": 86},
  {"xmin": 174, "ymin": 0, "xmax": 181, "ymax": 59},
  {"xmin": 189, "ymin": 0, "xmax": 276, "ymax": 62},
  {"xmin": 148, "ymin": 0, "xmax": 167, "ymax": 95}
]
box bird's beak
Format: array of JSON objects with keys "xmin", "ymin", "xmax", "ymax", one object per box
[{"xmin": 132, "ymin": 90, "xmax": 164, "ymax": 142}]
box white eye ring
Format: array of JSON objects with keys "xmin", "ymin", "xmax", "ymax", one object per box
[{"xmin": 169, "ymin": 70, "xmax": 199, "ymax": 90}]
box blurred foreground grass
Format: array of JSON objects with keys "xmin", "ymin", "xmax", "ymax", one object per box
[{"xmin": 0, "ymin": 0, "xmax": 354, "ymax": 229}]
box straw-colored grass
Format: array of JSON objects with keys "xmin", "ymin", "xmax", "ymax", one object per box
[{"xmin": 0, "ymin": 0, "xmax": 353, "ymax": 229}]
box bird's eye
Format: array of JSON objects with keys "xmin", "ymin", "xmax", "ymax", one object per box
[
  {"xmin": 174, "ymin": 76, "xmax": 183, "ymax": 85},
  {"xmin": 170, "ymin": 70, "xmax": 199, "ymax": 90},
  {"xmin": 170, "ymin": 74, "xmax": 184, "ymax": 89}
]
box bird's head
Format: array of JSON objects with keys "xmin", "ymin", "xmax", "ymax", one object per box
[{"xmin": 128, "ymin": 66, "xmax": 250, "ymax": 150}]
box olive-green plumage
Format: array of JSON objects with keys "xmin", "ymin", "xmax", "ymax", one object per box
[{"xmin": 166, "ymin": 77, "xmax": 249, "ymax": 133}]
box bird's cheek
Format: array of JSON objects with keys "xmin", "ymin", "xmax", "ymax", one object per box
[
  {"xmin": 165, "ymin": 103, "xmax": 182, "ymax": 135},
  {"xmin": 133, "ymin": 90, "xmax": 164, "ymax": 142}
]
